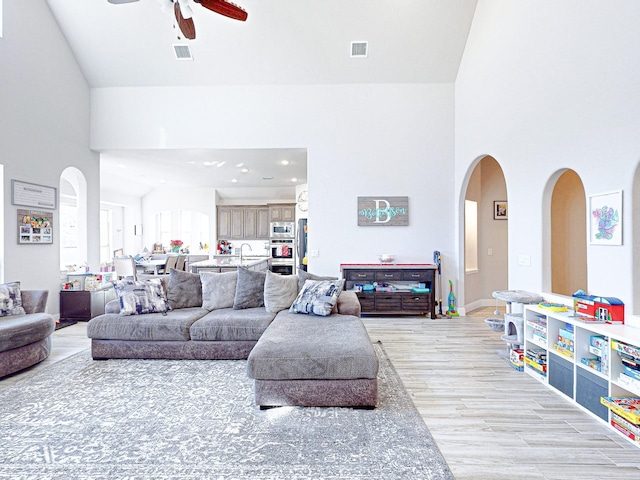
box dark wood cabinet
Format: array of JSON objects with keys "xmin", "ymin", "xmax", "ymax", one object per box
[
  {"xmin": 341, "ymin": 264, "xmax": 436, "ymax": 318},
  {"xmin": 60, "ymin": 288, "xmax": 116, "ymax": 321}
]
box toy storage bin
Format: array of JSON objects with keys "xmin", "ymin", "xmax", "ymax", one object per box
[
  {"xmin": 549, "ymin": 354, "xmax": 574, "ymax": 399},
  {"xmin": 576, "ymin": 368, "xmax": 609, "ymax": 421}
]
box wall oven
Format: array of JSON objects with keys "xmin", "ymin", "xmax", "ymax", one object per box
[{"xmin": 270, "ymin": 238, "xmax": 295, "ymax": 275}]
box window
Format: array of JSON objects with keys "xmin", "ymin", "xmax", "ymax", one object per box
[
  {"xmin": 99, "ymin": 209, "xmax": 112, "ymax": 265},
  {"xmin": 465, "ymin": 200, "xmax": 478, "ymax": 273},
  {"xmin": 155, "ymin": 210, "xmax": 209, "ymax": 252},
  {"xmin": 60, "ymin": 199, "xmax": 78, "ymax": 269}
]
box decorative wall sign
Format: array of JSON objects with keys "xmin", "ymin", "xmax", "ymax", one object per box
[
  {"xmin": 11, "ymin": 180, "xmax": 57, "ymax": 210},
  {"xmin": 357, "ymin": 196, "xmax": 409, "ymax": 226},
  {"xmin": 493, "ymin": 201, "xmax": 508, "ymax": 220},
  {"xmin": 18, "ymin": 209, "xmax": 53, "ymax": 244},
  {"xmin": 589, "ymin": 190, "xmax": 622, "ymax": 245}
]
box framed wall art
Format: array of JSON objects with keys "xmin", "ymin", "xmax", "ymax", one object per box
[
  {"xmin": 357, "ymin": 196, "xmax": 409, "ymax": 226},
  {"xmin": 11, "ymin": 180, "xmax": 57, "ymax": 210},
  {"xmin": 589, "ymin": 190, "xmax": 622, "ymax": 245},
  {"xmin": 18, "ymin": 209, "xmax": 53, "ymax": 244},
  {"xmin": 493, "ymin": 201, "xmax": 508, "ymax": 220}
]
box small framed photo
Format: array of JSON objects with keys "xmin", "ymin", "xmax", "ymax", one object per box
[{"xmin": 493, "ymin": 201, "xmax": 508, "ymax": 220}]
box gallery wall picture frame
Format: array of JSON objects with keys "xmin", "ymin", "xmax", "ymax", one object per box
[
  {"xmin": 493, "ymin": 201, "xmax": 508, "ymax": 220},
  {"xmin": 11, "ymin": 180, "xmax": 57, "ymax": 210},
  {"xmin": 589, "ymin": 190, "xmax": 623, "ymax": 245},
  {"xmin": 18, "ymin": 209, "xmax": 53, "ymax": 244}
]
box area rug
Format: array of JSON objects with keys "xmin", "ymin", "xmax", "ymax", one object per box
[{"xmin": 0, "ymin": 342, "xmax": 453, "ymax": 480}]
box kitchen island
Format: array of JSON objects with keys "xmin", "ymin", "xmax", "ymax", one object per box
[{"xmin": 190, "ymin": 256, "xmax": 271, "ymax": 274}]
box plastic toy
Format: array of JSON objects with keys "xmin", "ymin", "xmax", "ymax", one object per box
[{"xmin": 446, "ymin": 280, "xmax": 459, "ymax": 317}]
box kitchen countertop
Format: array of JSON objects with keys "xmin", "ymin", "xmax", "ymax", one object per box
[
  {"xmin": 340, "ymin": 263, "xmax": 437, "ymax": 270},
  {"xmin": 190, "ymin": 257, "xmax": 270, "ymax": 269}
]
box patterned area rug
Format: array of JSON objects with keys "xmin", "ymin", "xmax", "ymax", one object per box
[{"xmin": 0, "ymin": 342, "xmax": 453, "ymax": 480}]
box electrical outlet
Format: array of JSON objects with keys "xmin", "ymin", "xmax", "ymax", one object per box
[
  {"xmin": 310, "ymin": 249, "xmax": 319, "ymax": 257},
  {"xmin": 518, "ymin": 254, "xmax": 531, "ymax": 266}
]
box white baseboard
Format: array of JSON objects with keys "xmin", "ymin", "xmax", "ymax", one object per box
[{"xmin": 464, "ymin": 298, "xmax": 497, "ymax": 315}]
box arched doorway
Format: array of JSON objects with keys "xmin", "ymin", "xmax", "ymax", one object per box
[
  {"xmin": 545, "ymin": 169, "xmax": 587, "ymax": 296},
  {"xmin": 462, "ymin": 156, "xmax": 508, "ymax": 311},
  {"xmin": 60, "ymin": 167, "xmax": 88, "ymax": 270}
]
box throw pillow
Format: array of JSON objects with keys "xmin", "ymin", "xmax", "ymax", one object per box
[
  {"xmin": 263, "ymin": 270, "xmax": 299, "ymax": 313},
  {"xmin": 297, "ymin": 269, "xmax": 337, "ymax": 292},
  {"xmin": 0, "ymin": 281, "xmax": 26, "ymax": 317},
  {"xmin": 233, "ymin": 267, "xmax": 266, "ymax": 309},
  {"xmin": 200, "ymin": 270, "xmax": 238, "ymax": 311},
  {"xmin": 167, "ymin": 268, "xmax": 202, "ymax": 309},
  {"xmin": 113, "ymin": 278, "xmax": 171, "ymax": 316},
  {"xmin": 289, "ymin": 279, "xmax": 345, "ymax": 316}
]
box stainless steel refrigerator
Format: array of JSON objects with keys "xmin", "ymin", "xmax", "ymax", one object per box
[{"xmin": 297, "ymin": 218, "xmax": 308, "ymax": 272}]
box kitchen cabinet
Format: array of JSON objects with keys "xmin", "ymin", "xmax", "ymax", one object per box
[
  {"xmin": 217, "ymin": 206, "xmax": 271, "ymax": 240},
  {"xmin": 269, "ymin": 204, "xmax": 295, "ymax": 222},
  {"xmin": 341, "ymin": 264, "xmax": 436, "ymax": 318}
]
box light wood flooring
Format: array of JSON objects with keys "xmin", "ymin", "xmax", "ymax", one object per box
[{"xmin": 3, "ymin": 309, "xmax": 640, "ymax": 479}]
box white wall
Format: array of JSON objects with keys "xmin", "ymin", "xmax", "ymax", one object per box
[
  {"xmin": 91, "ymin": 84, "xmax": 456, "ymax": 282},
  {"xmin": 456, "ymin": 0, "xmax": 640, "ymax": 314},
  {"xmin": 0, "ymin": 1, "xmax": 96, "ymax": 315}
]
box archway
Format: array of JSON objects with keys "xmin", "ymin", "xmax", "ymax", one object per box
[
  {"xmin": 543, "ymin": 169, "xmax": 587, "ymax": 295},
  {"xmin": 59, "ymin": 167, "xmax": 88, "ymax": 269},
  {"xmin": 462, "ymin": 155, "xmax": 509, "ymax": 312}
]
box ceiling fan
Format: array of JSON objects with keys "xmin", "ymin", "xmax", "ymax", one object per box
[{"xmin": 107, "ymin": 0, "xmax": 247, "ymax": 40}]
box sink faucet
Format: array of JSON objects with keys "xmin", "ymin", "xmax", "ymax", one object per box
[{"xmin": 240, "ymin": 243, "xmax": 253, "ymax": 262}]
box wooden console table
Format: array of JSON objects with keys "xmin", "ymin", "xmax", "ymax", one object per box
[{"xmin": 340, "ymin": 263, "xmax": 437, "ymax": 318}]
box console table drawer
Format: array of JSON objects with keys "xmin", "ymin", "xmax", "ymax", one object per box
[
  {"xmin": 402, "ymin": 270, "xmax": 433, "ymax": 282},
  {"xmin": 355, "ymin": 293, "xmax": 375, "ymax": 311},
  {"xmin": 346, "ymin": 270, "xmax": 375, "ymax": 282},
  {"xmin": 401, "ymin": 293, "xmax": 431, "ymax": 310},
  {"xmin": 375, "ymin": 270, "xmax": 403, "ymax": 281},
  {"xmin": 375, "ymin": 294, "xmax": 402, "ymax": 311}
]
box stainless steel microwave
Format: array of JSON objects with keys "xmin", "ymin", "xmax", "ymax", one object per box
[{"xmin": 270, "ymin": 222, "xmax": 295, "ymax": 238}]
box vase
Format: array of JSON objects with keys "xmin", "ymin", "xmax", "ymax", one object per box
[{"xmin": 172, "ymin": 246, "xmax": 180, "ymax": 253}]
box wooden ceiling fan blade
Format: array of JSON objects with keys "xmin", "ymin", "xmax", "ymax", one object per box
[
  {"xmin": 175, "ymin": 1, "xmax": 196, "ymax": 40},
  {"xmin": 195, "ymin": 0, "xmax": 248, "ymax": 22}
]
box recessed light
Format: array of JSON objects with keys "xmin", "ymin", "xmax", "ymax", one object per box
[
  {"xmin": 203, "ymin": 161, "xmax": 216, "ymax": 166},
  {"xmin": 232, "ymin": 178, "xmax": 238, "ymax": 183},
  {"xmin": 217, "ymin": 162, "xmax": 226, "ymax": 168},
  {"xmin": 281, "ymin": 160, "xmax": 290, "ymax": 166},
  {"xmin": 291, "ymin": 178, "xmax": 298, "ymax": 182},
  {"xmin": 241, "ymin": 168, "xmax": 249, "ymax": 173},
  {"xmin": 236, "ymin": 163, "xmax": 244, "ymax": 167}
]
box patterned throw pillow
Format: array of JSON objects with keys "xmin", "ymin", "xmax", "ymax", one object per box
[
  {"xmin": 0, "ymin": 281, "xmax": 26, "ymax": 317},
  {"xmin": 289, "ymin": 279, "xmax": 345, "ymax": 317},
  {"xmin": 113, "ymin": 279, "xmax": 171, "ymax": 316}
]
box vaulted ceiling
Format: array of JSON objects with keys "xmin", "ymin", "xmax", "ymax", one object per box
[{"xmin": 46, "ymin": 0, "xmax": 478, "ymax": 198}]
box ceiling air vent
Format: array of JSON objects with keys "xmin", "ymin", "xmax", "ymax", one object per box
[
  {"xmin": 350, "ymin": 41, "xmax": 368, "ymax": 58},
  {"xmin": 173, "ymin": 44, "xmax": 193, "ymax": 61}
]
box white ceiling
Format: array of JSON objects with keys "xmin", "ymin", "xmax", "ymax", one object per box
[{"xmin": 46, "ymin": 0, "xmax": 478, "ymax": 199}]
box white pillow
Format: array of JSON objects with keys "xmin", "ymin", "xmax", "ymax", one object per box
[{"xmin": 264, "ymin": 270, "xmax": 299, "ymax": 313}]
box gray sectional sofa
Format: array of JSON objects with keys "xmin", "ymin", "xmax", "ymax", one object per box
[
  {"xmin": 87, "ymin": 268, "xmax": 379, "ymax": 408},
  {"xmin": 0, "ymin": 288, "xmax": 55, "ymax": 378}
]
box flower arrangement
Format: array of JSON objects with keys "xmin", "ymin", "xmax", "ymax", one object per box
[{"xmin": 170, "ymin": 239, "xmax": 183, "ymax": 252}]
